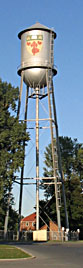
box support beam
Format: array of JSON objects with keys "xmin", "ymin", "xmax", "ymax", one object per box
[
  {"xmin": 46, "ymin": 69, "xmax": 61, "ymax": 232},
  {"xmin": 36, "ymin": 88, "xmax": 39, "ymax": 230}
]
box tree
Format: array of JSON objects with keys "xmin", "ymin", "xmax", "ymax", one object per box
[
  {"xmin": 41, "ymin": 137, "xmax": 83, "ymax": 237},
  {"xmin": 0, "ymin": 78, "xmax": 30, "ymax": 231}
]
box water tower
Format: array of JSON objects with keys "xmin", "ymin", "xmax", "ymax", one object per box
[{"xmin": 17, "ymin": 22, "xmax": 69, "ymax": 234}]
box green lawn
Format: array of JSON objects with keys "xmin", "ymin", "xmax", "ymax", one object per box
[{"xmin": 0, "ymin": 245, "xmax": 31, "ymax": 259}]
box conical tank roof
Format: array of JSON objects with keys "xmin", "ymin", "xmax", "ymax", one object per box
[{"xmin": 18, "ymin": 22, "xmax": 56, "ymax": 39}]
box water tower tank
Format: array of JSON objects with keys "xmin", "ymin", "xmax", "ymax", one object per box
[{"xmin": 17, "ymin": 22, "xmax": 57, "ymax": 88}]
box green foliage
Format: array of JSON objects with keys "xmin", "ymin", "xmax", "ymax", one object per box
[
  {"xmin": 41, "ymin": 136, "xmax": 83, "ymax": 236},
  {"xmin": 43, "ymin": 143, "xmax": 54, "ymax": 198},
  {"xmin": 0, "ymin": 78, "xmax": 30, "ymax": 229},
  {"xmin": 7, "ymin": 207, "xmax": 19, "ymax": 231},
  {"xmin": 39, "ymin": 197, "xmax": 57, "ymax": 229}
]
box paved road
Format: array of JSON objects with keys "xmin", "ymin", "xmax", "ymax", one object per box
[{"xmin": 0, "ymin": 242, "xmax": 83, "ymax": 268}]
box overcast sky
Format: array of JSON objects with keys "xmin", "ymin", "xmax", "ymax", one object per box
[{"xmin": 0, "ymin": 0, "xmax": 83, "ymax": 216}]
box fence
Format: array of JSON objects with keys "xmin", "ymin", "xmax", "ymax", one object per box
[
  {"xmin": 48, "ymin": 230, "xmax": 80, "ymax": 241},
  {"xmin": 0, "ymin": 229, "xmax": 80, "ymax": 241},
  {"xmin": 0, "ymin": 230, "xmax": 33, "ymax": 241}
]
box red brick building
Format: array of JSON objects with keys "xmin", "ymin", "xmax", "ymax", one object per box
[
  {"xmin": 20, "ymin": 212, "xmax": 36, "ymax": 231},
  {"xmin": 20, "ymin": 213, "xmax": 62, "ymax": 240}
]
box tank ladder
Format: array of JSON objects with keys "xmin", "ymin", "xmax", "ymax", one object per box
[
  {"xmin": 47, "ymin": 66, "xmax": 69, "ymax": 228},
  {"xmin": 47, "ymin": 68, "xmax": 62, "ymax": 209},
  {"xmin": 50, "ymin": 30, "xmax": 54, "ymax": 67},
  {"xmin": 49, "ymin": 32, "xmax": 62, "ymax": 208}
]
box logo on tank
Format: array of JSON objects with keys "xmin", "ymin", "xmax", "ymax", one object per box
[{"xmin": 26, "ymin": 35, "xmax": 43, "ymax": 55}]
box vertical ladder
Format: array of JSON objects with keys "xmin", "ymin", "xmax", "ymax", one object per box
[
  {"xmin": 51, "ymin": 84, "xmax": 69, "ymax": 229},
  {"xmin": 46, "ymin": 68, "xmax": 61, "ymax": 232},
  {"xmin": 48, "ymin": 31, "xmax": 54, "ymax": 91},
  {"xmin": 50, "ymin": 31, "xmax": 54, "ymax": 67},
  {"xmin": 54, "ymin": 142, "xmax": 61, "ymax": 208},
  {"xmin": 50, "ymin": 28, "xmax": 62, "ymax": 207},
  {"xmin": 48, "ymin": 68, "xmax": 52, "ymax": 92},
  {"xmin": 47, "ymin": 68, "xmax": 61, "ymax": 209}
]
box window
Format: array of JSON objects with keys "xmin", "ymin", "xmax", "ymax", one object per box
[
  {"xmin": 26, "ymin": 222, "xmax": 29, "ymax": 227},
  {"xmin": 32, "ymin": 222, "xmax": 35, "ymax": 227}
]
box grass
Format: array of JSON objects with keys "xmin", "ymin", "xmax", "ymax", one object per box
[
  {"xmin": 47, "ymin": 240, "xmax": 83, "ymax": 244},
  {"xmin": 0, "ymin": 245, "xmax": 31, "ymax": 259}
]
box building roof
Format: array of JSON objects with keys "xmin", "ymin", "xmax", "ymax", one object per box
[
  {"xmin": 18, "ymin": 22, "xmax": 56, "ymax": 39},
  {"xmin": 21, "ymin": 212, "xmax": 36, "ymax": 222}
]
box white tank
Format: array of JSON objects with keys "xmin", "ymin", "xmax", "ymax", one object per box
[{"xmin": 17, "ymin": 22, "xmax": 57, "ymax": 88}]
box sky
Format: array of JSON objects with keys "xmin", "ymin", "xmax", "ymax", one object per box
[{"xmin": 0, "ymin": 0, "xmax": 83, "ymax": 216}]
